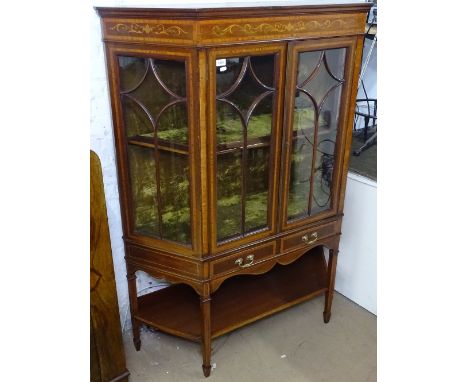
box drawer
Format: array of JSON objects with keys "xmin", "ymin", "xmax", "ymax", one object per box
[
  {"xmin": 280, "ymin": 221, "xmax": 338, "ymax": 253},
  {"xmin": 126, "ymin": 244, "xmax": 201, "ymax": 278},
  {"xmin": 211, "ymin": 242, "xmax": 276, "ymax": 277}
]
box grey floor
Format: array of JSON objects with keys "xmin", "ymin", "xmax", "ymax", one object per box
[
  {"xmin": 349, "ymin": 131, "xmax": 377, "ymax": 181},
  {"xmin": 123, "ymin": 293, "xmax": 376, "ymax": 382}
]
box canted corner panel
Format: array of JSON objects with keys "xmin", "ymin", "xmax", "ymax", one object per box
[
  {"xmin": 198, "ymin": 13, "xmax": 366, "ymax": 44},
  {"xmin": 102, "ymin": 18, "xmax": 195, "ymax": 45}
]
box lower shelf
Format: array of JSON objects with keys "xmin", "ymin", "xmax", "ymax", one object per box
[{"xmin": 135, "ymin": 247, "xmax": 328, "ymax": 341}]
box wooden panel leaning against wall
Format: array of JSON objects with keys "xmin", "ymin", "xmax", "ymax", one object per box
[{"xmin": 91, "ymin": 150, "xmax": 130, "ymax": 382}]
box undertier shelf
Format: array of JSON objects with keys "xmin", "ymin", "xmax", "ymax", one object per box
[{"xmin": 135, "ymin": 246, "xmax": 328, "ymax": 341}]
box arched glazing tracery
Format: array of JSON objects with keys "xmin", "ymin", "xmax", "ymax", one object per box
[
  {"xmin": 287, "ymin": 48, "xmax": 347, "ymax": 220},
  {"xmin": 118, "ymin": 56, "xmax": 191, "ymax": 245},
  {"xmin": 215, "ymin": 54, "xmax": 277, "ymax": 242}
]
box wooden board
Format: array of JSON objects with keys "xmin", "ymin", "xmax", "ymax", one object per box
[
  {"xmin": 91, "ymin": 150, "xmax": 130, "ymax": 382},
  {"xmin": 136, "ymin": 246, "xmax": 327, "ymax": 341}
]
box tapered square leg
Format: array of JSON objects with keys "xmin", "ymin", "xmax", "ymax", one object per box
[
  {"xmin": 132, "ymin": 322, "xmax": 141, "ymax": 351},
  {"xmin": 126, "ymin": 271, "xmax": 141, "ymax": 351},
  {"xmin": 200, "ymin": 295, "xmax": 212, "ymax": 377},
  {"xmin": 323, "ymin": 248, "xmax": 338, "ymax": 323}
]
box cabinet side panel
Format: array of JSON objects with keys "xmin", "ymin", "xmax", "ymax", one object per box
[{"xmin": 337, "ymin": 35, "xmax": 365, "ymax": 216}]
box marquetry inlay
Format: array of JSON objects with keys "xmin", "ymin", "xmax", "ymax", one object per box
[
  {"xmin": 109, "ymin": 23, "xmax": 188, "ymax": 36},
  {"xmin": 211, "ymin": 19, "xmax": 355, "ymax": 36},
  {"xmin": 199, "ymin": 14, "xmax": 363, "ymax": 43}
]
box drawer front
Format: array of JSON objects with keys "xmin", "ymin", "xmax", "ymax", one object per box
[
  {"xmin": 280, "ymin": 221, "xmax": 338, "ymax": 253},
  {"xmin": 126, "ymin": 244, "xmax": 201, "ymax": 278},
  {"xmin": 211, "ymin": 242, "xmax": 276, "ymax": 277}
]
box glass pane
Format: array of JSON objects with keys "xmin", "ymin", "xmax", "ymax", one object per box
[
  {"xmin": 217, "ymin": 151, "xmax": 242, "ymax": 241},
  {"xmin": 287, "ymin": 47, "xmax": 346, "ymax": 220},
  {"xmin": 118, "ymin": 56, "xmax": 188, "ymax": 146},
  {"xmin": 119, "ymin": 55, "xmax": 192, "ymax": 246},
  {"xmin": 216, "ymin": 57, "xmax": 245, "ymax": 95},
  {"xmin": 216, "ymin": 54, "xmax": 276, "ymax": 242},
  {"xmin": 153, "ymin": 59, "xmax": 186, "ymax": 97},
  {"xmin": 159, "ymin": 151, "xmax": 191, "ymax": 244},
  {"xmin": 301, "ymin": 51, "xmax": 345, "ymax": 105},
  {"xmin": 312, "ymin": 70, "xmax": 344, "ymax": 213},
  {"xmin": 227, "ymin": 69, "xmax": 268, "ymax": 115},
  {"xmin": 127, "ymin": 145, "xmax": 159, "ymax": 237},
  {"xmin": 122, "ymin": 96, "xmax": 154, "ymax": 137},
  {"xmin": 157, "ymin": 103, "xmax": 188, "ymax": 146},
  {"xmin": 288, "ymin": 135, "xmax": 313, "ymax": 219},
  {"xmin": 250, "ymin": 55, "xmax": 275, "ymax": 88},
  {"xmin": 122, "ymin": 62, "xmax": 171, "ymax": 128},
  {"xmin": 248, "ymin": 93, "xmax": 273, "ymax": 140},
  {"xmin": 296, "ymin": 51, "xmax": 323, "ymax": 86},
  {"xmin": 216, "ymin": 101, "xmax": 243, "ymax": 147},
  {"xmin": 245, "ymin": 147, "xmax": 269, "ymax": 232},
  {"xmin": 119, "ymin": 56, "xmax": 147, "ymax": 92}
]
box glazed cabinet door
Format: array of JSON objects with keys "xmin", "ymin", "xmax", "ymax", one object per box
[
  {"xmin": 281, "ymin": 37, "xmax": 358, "ymax": 230},
  {"xmin": 208, "ymin": 44, "xmax": 286, "ymax": 252},
  {"xmin": 106, "ymin": 45, "xmax": 200, "ymax": 256}
]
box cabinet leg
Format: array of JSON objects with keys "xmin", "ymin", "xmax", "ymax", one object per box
[
  {"xmin": 127, "ymin": 272, "xmax": 141, "ymax": 351},
  {"xmin": 132, "ymin": 322, "xmax": 141, "ymax": 351},
  {"xmin": 200, "ymin": 295, "xmax": 212, "ymax": 377},
  {"xmin": 323, "ymin": 248, "xmax": 338, "ymax": 324}
]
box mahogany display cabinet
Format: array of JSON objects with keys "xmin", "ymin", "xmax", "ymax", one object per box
[{"xmin": 96, "ymin": 2, "xmax": 371, "ymax": 377}]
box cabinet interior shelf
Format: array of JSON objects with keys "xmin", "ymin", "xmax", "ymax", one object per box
[
  {"xmin": 134, "ymin": 246, "xmax": 327, "ymax": 341},
  {"xmin": 127, "ymin": 134, "xmax": 273, "ymax": 154},
  {"xmin": 127, "ymin": 135, "xmax": 189, "ymax": 155},
  {"xmin": 128, "ymin": 128, "xmax": 333, "ymax": 156}
]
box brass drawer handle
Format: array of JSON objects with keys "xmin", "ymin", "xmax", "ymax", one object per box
[
  {"xmin": 302, "ymin": 232, "xmax": 318, "ymax": 245},
  {"xmin": 235, "ymin": 254, "xmax": 255, "ymax": 268}
]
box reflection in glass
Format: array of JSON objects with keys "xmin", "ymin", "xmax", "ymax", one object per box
[
  {"xmin": 216, "ymin": 101, "xmax": 243, "ymax": 147},
  {"xmin": 287, "ymin": 48, "xmax": 346, "ymax": 220},
  {"xmin": 118, "ymin": 55, "xmax": 191, "ymax": 245},
  {"xmin": 127, "ymin": 145, "xmax": 160, "ymax": 237},
  {"xmin": 245, "ymin": 148, "xmax": 269, "ymax": 232},
  {"xmin": 119, "ymin": 56, "xmax": 187, "ymax": 145},
  {"xmin": 288, "ymin": 136, "xmax": 313, "ymax": 219},
  {"xmin": 157, "ymin": 103, "xmax": 188, "ymax": 145},
  {"xmin": 159, "ymin": 151, "xmax": 191, "ymax": 244},
  {"xmin": 119, "ymin": 56, "xmax": 148, "ymax": 92},
  {"xmin": 215, "ymin": 54, "xmax": 276, "ymax": 242},
  {"xmin": 217, "ymin": 151, "xmax": 242, "ymax": 241},
  {"xmin": 122, "ymin": 96, "xmax": 154, "ymax": 137}
]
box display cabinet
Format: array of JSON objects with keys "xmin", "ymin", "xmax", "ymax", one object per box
[{"xmin": 96, "ymin": 2, "xmax": 371, "ymax": 377}]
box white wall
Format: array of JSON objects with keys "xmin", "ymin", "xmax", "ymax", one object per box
[
  {"xmin": 90, "ymin": 0, "xmax": 373, "ymax": 331},
  {"xmin": 336, "ymin": 173, "xmax": 377, "ymax": 314},
  {"xmin": 91, "ymin": 2, "xmax": 130, "ymax": 331}
]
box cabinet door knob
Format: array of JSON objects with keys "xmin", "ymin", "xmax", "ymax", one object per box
[
  {"xmin": 234, "ymin": 254, "xmax": 255, "ymax": 268},
  {"xmin": 302, "ymin": 232, "xmax": 318, "ymax": 245}
]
